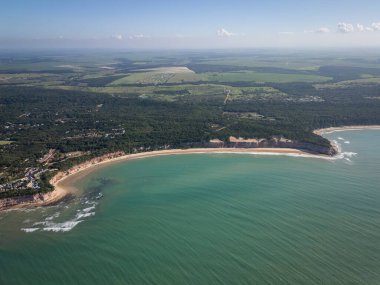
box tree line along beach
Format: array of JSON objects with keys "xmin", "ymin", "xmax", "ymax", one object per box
[{"xmin": 2, "ymin": 125, "xmax": 380, "ymax": 211}]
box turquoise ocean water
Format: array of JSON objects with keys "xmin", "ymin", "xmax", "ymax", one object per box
[{"xmin": 0, "ymin": 130, "xmax": 379, "ymax": 284}]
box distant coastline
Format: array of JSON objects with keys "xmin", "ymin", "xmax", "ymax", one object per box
[
  {"xmin": 313, "ymin": 125, "xmax": 380, "ymax": 135},
  {"xmin": 2, "ymin": 125, "xmax": 380, "ymax": 211}
]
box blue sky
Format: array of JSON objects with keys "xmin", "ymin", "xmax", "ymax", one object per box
[{"xmin": 1, "ymin": 0, "xmax": 380, "ymax": 48}]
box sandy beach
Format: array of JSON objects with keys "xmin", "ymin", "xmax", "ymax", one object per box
[
  {"xmin": 314, "ymin": 125, "xmax": 380, "ymax": 135},
  {"xmin": 41, "ymin": 147, "xmax": 329, "ymax": 207},
  {"xmin": 2, "ymin": 125, "xmax": 380, "ymax": 210}
]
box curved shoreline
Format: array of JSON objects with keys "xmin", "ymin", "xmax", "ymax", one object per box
[
  {"xmin": 54, "ymin": 147, "xmax": 330, "ymax": 187},
  {"xmin": 2, "ymin": 125, "xmax": 380, "ymax": 210},
  {"xmin": 314, "ymin": 125, "xmax": 380, "ymax": 135},
  {"xmin": 0, "ymin": 148, "xmax": 326, "ymax": 210}
]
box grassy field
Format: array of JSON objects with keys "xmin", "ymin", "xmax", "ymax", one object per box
[
  {"xmin": 51, "ymin": 83, "xmax": 288, "ymax": 102},
  {"xmin": 199, "ymin": 54, "xmax": 380, "ymax": 69},
  {"xmin": 199, "ymin": 58, "xmax": 322, "ymax": 69},
  {"xmin": 109, "ymin": 67, "xmax": 204, "ymax": 85},
  {"xmin": 3, "ymin": 50, "xmax": 380, "ymax": 102},
  {"xmin": 0, "ymin": 141, "xmax": 13, "ymax": 145},
  {"xmin": 314, "ymin": 77, "xmax": 380, "ymax": 89},
  {"xmin": 50, "ymin": 83, "xmax": 227, "ymax": 96},
  {"xmin": 205, "ymin": 71, "xmax": 331, "ymax": 83}
]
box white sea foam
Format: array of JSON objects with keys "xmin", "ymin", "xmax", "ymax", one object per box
[
  {"xmin": 213, "ymin": 151, "xmax": 335, "ymax": 160},
  {"xmin": 338, "ymin": 137, "xmax": 344, "ymax": 140},
  {"xmin": 24, "ymin": 199, "xmax": 98, "ymax": 233},
  {"xmin": 345, "ymin": 152, "xmax": 357, "ymax": 158},
  {"xmin": 333, "ymin": 140, "xmax": 342, "ymax": 153},
  {"xmin": 45, "ymin": 212, "xmax": 60, "ymax": 221},
  {"xmin": 327, "ymin": 138, "xmax": 358, "ymax": 162},
  {"xmin": 21, "ymin": 228, "xmax": 39, "ymax": 233},
  {"xmin": 334, "ymin": 150, "xmax": 358, "ymax": 163},
  {"xmin": 82, "ymin": 205, "xmax": 96, "ymax": 212},
  {"xmin": 336, "ymin": 152, "xmax": 356, "ymax": 158},
  {"xmin": 39, "ymin": 205, "xmax": 95, "ymax": 232},
  {"xmin": 76, "ymin": 212, "xmax": 95, "ymax": 219},
  {"xmin": 344, "ymin": 157, "xmax": 354, "ymax": 165},
  {"xmin": 32, "ymin": 221, "xmax": 47, "ymax": 226},
  {"xmin": 42, "ymin": 220, "xmax": 83, "ymax": 232}
]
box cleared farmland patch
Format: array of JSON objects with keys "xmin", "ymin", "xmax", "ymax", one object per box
[{"xmin": 109, "ymin": 66, "xmax": 198, "ymax": 85}]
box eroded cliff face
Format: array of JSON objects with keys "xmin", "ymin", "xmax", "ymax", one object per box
[
  {"xmin": 49, "ymin": 151, "xmax": 126, "ymax": 185},
  {"xmin": 206, "ymin": 136, "xmax": 337, "ymax": 156}
]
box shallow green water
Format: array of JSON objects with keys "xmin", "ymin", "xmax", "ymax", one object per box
[{"xmin": 1, "ymin": 130, "xmax": 380, "ymax": 284}]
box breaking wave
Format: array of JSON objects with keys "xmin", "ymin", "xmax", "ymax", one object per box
[
  {"xmin": 331, "ymin": 139, "xmax": 358, "ymax": 164},
  {"xmin": 42, "ymin": 220, "xmax": 84, "ymax": 232},
  {"xmin": 21, "ymin": 198, "xmax": 98, "ymax": 233},
  {"xmin": 21, "ymin": 228, "xmax": 39, "ymax": 233}
]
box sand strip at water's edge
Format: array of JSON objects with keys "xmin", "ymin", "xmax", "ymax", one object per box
[
  {"xmin": 314, "ymin": 125, "xmax": 380, "ymax": 135},
  {"xmin": 2, "ymin": 124, "xmax": 380, "ymax": 211},
  {"xmin": 40, "ymin": 148, "xmax": 334, "ymax": 206}
]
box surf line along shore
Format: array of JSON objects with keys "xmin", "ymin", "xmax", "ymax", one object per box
[
  {"xmin": 2, "ymin": 125, "xmax": 380, "ymax": 210},
  {"xmin": 53, "ymin": 147, "xmax": 337, "ymax": 206},
  {"xmin": 313, "ymin": 125, "xmax": 380, "ymax": 135},
  {"xmin": 0, "ymin": 148, "xmax": 326, "ymax": 210}
]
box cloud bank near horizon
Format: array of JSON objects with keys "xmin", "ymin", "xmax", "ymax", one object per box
[{"xmin": 2, "ymin": 21, "xmax": 380, "ymax": 49}]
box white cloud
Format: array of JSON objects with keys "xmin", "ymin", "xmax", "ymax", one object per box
[
  {"xmin": 217, "ymin": 28, "xmax": 237, "ymax": 37},
  {"xmin": 372, "ymin": 22, "xmax": 380, "ymax": 31},
  {"xmin": 304, "ymin": 27, "xmax": 329, "ymax": 34},
  {"xmin": 316, "ymin": 27, "xmax": 330, "ymax": 33},
  {"xmin": 111, "ymin": 34, "xmax": 123, "ymax": 40},
  {"xmin": 357, "ymin": 23, "xmax": 374, "ymax": 32},
  {"xmin": 337, "ymin": 22, "xmax": 355, "ymax": 33},
  {"xmin": 278, "ymin": 31, "xmax": 294, "ymax": 35},
  {"xmin": 128, "ymin": 34, "xmax": 149, "ymax": 40},
  {"xmin": 336, "ymin": 22, "xmax": 380, "ymax": 33},
  {"xmin": 357, "ymin": 24, "xmax": 365, "ymax": 32}
]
